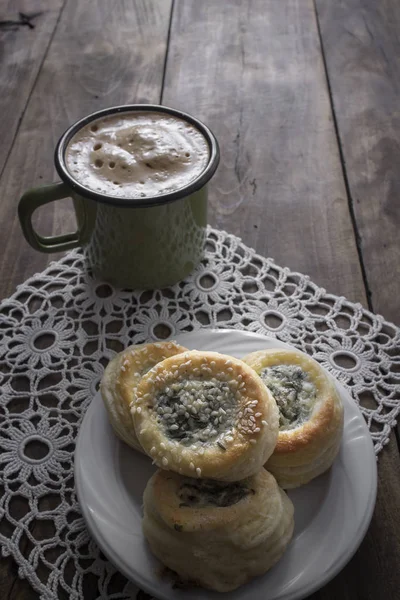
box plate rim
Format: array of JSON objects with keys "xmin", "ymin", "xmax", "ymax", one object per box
[{"xmin": 75, "ymin": 328, "xmax": 378, "ymax": 600}]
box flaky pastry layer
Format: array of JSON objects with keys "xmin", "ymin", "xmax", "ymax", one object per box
[
  {"xmin": 243, "ymin": 348, "xmax": 344, "ymax": 488},
  {"xmin": 143, "ymin": 468, "xmax": 294, "ymax": 592},
  {"xmin": 100, "ymin": 341, "xmax": 187, "ymax": 452}
]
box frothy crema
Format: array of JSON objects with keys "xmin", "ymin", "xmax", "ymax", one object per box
[{"xmin": 65, "ymin": 111, "xmax": 210, "ymax": 198}]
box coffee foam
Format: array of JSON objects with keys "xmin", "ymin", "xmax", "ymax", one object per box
[{"xmin": 65, "ymin": 111, "xmax": 210, "ymax": 199}]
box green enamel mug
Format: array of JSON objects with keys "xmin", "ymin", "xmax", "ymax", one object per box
[{"xmin": 18, "ymin": 104, "xmax": 219, "ymax": 289}]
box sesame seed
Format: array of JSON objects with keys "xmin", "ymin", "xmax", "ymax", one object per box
[
  {"xmin": 148, "ymin": 369, "xmax": 250, "ymax": 446},
  {"xmin": 189, "ymin": 462, "xmax": 195, "ymax": 470},
  {"xmin": 150, "ymin": 447, "xmax": 156, "ymax": 455},
  {"xmin": 196, "ymin": 467, "xmax": 202, "ymax": 477},
  {"xmin": 136, "ymin": 407, "xmax": 142, "ymax": 414},
  {"xmin": 162, "ymin": 457, "xmax": 168, "ymax": 466},
  {"xmin": 262, "ymin": 420, "xmax": 268, "ymax": 426},
  {"xmin": 131, "ymin": 406, "xmax": 137, "ymax": 415},
  {"xmin": 250, "ymin": 439, "xmax": 257, "ymax": 445},
  {"xmin": 254, "ymin": 427, "xmax": 261, "ymax": 433},
  {"xmin": 255, "ymin": 412, "xmax": 262, "ymax": 418}
]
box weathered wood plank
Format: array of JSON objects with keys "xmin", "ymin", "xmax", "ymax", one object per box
[
  {"xmin": 315, "ymin": 0, "xmax": 400, "ymax": 326},
  {"xmin": 0, "ymin": 0, "xmax": 64, "ymax": 174},
  {"xmin": 162, "ymin": 0, "xmax": 367, "ymax": 306},
  {"xmin": 0, "ymin": 0, "xmax": 172, "ymax": 300},
  {"xmin": 8, "ymin": 575, "xmax": 39, "ymax": 600}
]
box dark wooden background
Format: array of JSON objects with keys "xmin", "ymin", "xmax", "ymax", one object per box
[{"xmin": 0, "ymin": 1, "xmax": 399, "ymax": 598}]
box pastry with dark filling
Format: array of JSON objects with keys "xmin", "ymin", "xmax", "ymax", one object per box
[
  {"xmin": 143, "ymin": 468, "xmax": 294, "ymax": 592},
  {"xmin": 100, "ymin": 341, "xmax": 188, "ymax": 452},
  {"xmin": 243, "ymin": 348, "xmax": 344, "ymax": 488},
  {"xmin": 132, "ymin": 350, "xmax": 279, "ymax": 481}
]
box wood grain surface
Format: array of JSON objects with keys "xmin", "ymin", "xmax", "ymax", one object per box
[
  {"xmin": 163, "ymin": 0, "xmax": 366, "ymax": 305},
  {"xmin": 316, "ymin": 0, "xmax": 400, "ymax": 326},
  {"xmin": 0, "ymin": 0, "xmax": 399, "ymax": 599},
  {"xmin": 0, "ymin": 0, "xmax": 64, "ymax": 173}
]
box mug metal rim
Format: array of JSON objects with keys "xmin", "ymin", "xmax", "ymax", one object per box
[{"xmin": 54, "ymin": 104, "xmax": 220, "ymax": 208}]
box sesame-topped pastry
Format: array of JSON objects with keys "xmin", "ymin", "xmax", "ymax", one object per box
[
  {"xmin": 132, "ymin": 350, "xmax": 279, "ymax": 481},
  {"xmin": 143, "ymin": 468, "xmax": 294, "ymax": 592},
  {"xmin": 243, "ymin": 348, "xmax": 344, "ymax": 488},
  {"xmin": 100, "ymin": 341, "xmax": 188, "ymax": 452}
]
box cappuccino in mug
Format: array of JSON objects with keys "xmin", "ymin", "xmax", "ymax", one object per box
[
  {"xmin": 19, "ymin": 104, "xmax": 219, "ymax": 289},
  {"xmin": 65, "ymin": 111, "xmax": 210, "ymax": 199}
]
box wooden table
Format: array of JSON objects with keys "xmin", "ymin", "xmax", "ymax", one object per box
[{"xmin": 1, "ymin": 1, "xmax": 399, "ymax": 598}]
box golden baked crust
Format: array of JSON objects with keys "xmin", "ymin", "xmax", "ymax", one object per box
[
  {"xmin": 100, "ymin": 341, "xmax": 188, "ymax": 452},
  {"xmin": 243, "ymin": 348, "xmax": 344, "ymax": 488},
  {"xmin": 143, "ymin": 468, "xmax": 294, "ymax": 592},
  {"xmin": 132, "ymin": 350, "xmax": 279, "ymax": 481}
]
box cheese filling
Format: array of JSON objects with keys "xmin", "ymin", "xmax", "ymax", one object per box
[
  {"xmin": 155, "ymin": 378, "xmax": 236, "ymax": 445},
  {"xmin": 177, "ymin": 478, "xmax": 253, "ymax": 508},
  {"xmin": 260, "ymin": 365, "xmax": 315, "ymax": 430}
]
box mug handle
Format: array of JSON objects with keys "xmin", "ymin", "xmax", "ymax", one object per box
[{"xmin": 18, "ymin": 182, "xmax": 87, "ymax": 253}]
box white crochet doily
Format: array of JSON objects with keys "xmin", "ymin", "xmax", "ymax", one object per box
[{"xmin": 0, "ymin": 227, "xmax": 399, "ymax": 600}]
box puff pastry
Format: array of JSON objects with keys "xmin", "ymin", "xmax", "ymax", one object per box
[
  {"xmin": 143, "ymin": 468, "xmax": 294, "ymax": 592},
  {"xmin": 243, "ymin": 348, "xmax": 344, "ymax": 488},
  {"xmin": 132, "ymin": 350, "xmax": 279, "ymax": 481},
  {"xmin": 100, "ymin": 341, "xmax": 188, "ymax": 452}
]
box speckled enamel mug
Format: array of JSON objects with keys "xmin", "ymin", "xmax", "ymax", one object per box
[{"xmin": 18, "ymin": 105, "xmax": 219, "ymax": 289}]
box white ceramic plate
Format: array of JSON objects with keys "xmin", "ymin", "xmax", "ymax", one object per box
[{"xmin": 75, "ymin": 329, "xmax": 377, "ymax": 600}]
